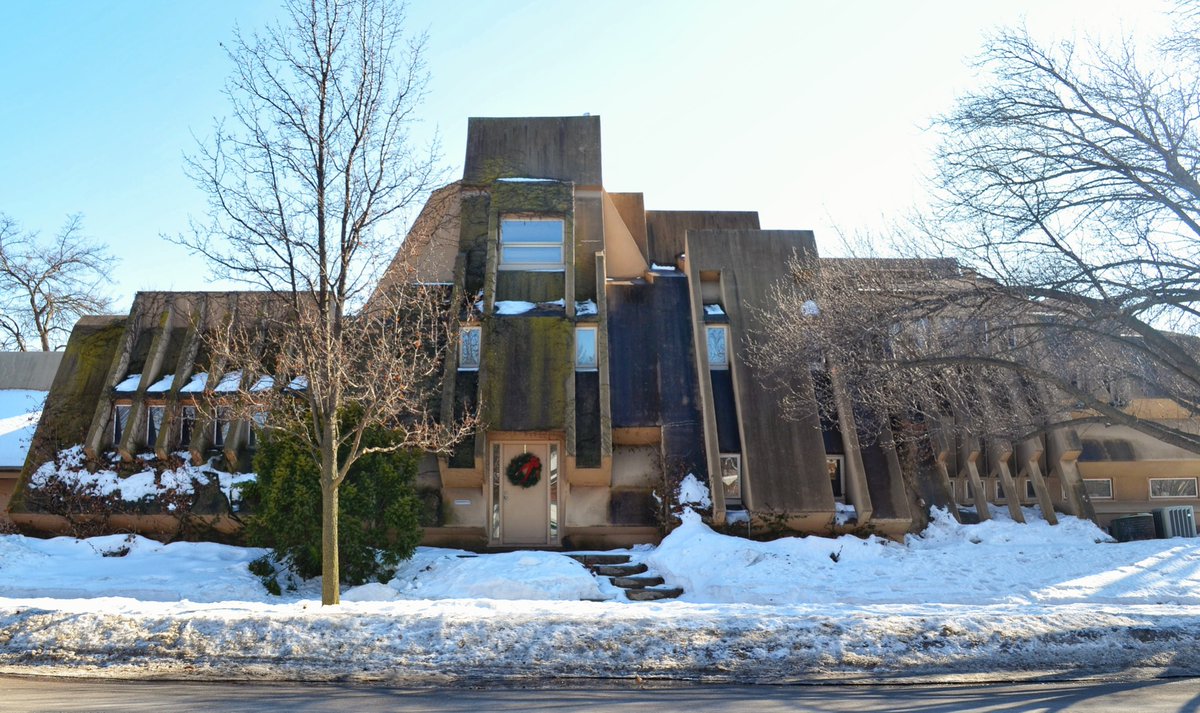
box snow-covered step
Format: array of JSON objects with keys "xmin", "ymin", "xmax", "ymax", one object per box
[
  {"xmin": 592, "ymin": 562, "xmax": 648, "ymax": 577},
  {"xmin": 610, "ymin": 575, "xmax": 664, "ymax": 588},
  {"xmin": 566, "ymin": 552, "xmax": 683, "ymax": 602},
  {"xmin": 625, "ymin": 586, "xmax": 684, "ymax": 602}
]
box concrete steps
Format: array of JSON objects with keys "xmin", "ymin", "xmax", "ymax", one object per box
[{"xmin": 566, "ymin": 553, "xmax": 682, "ymax": 602}]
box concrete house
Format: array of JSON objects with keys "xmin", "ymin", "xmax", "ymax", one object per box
[{"xmin": 8, "ymin": 115, "xmax": 1200, "ymax": 544}]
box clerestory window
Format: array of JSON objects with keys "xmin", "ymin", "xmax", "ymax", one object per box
[{"xmin": 499, "ymin": 218, "xmax": 564, "ymax": 270}]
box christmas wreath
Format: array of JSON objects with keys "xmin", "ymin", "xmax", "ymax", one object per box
[{"xmin": 506, "ymin": 452, "xmax": 542, "ymax": 488}]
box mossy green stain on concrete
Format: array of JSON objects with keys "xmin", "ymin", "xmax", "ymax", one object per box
[
  {"xmin": 481, "ymin": 316, "xmax": 572, "ymax": 432},
  {"xmin": 495, "ymin": 271, "xmax": 565, "ymax": 303},
  {"xmin": 490, "ymin": 181, "xmax": 573, "ymax": 214},
  {"xmin": 11, "ymin": 318, "xmax": 127, "ymax": 509},
  {"xmin": 459, "ymin": 194, "xmax": 491, "ymax": 294}
]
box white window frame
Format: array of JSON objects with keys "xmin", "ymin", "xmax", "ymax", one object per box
[
  {"xmin": 720, "ymin": 453, "xmax": 742, "ymax": 502},
  {"xmin": 458, "ymin": 325, "xmax": 481, "ymax": 371},
  {"xmin": 1149, "ymin": 477, "xmax": 1198, "ymax": 499},
  {"xmin": 147, "ymin": 404, "xmax": 165, "ymax": 445},
  {"xmin": 706, "ymin": 325, "xmax": 729, "ymax": 369},
  {"xmin": 575, "ymin": 325, "xmax": 598, "ymax": 371},
  {"xmin": 1083, "ymin": 478, "xmax": 1113, "ymax": 500},
  {"xmin": 499, "ymin": 217, "xmax": 565, "ymax": 271}
]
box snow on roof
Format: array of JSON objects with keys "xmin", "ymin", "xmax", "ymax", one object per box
[
  {"xmin": 179, "ymin": 373, "xmax": 208, "ymax": 394},
  {"xmin": 145, "ymin": 374, "xmax": 175, "ymax": 393},
  {"xmin": 0, "ymin": 389, "xmax": 46, "ymax": 468},
  {"xmin": 113, "ymin": 374, "xmax": 142, "ymax": 393},
  {"xmin": 575, "ymin": 300, "xmax": 598, "ymax": 317},
  {"xmin": 213, "ymin": 371, "xmax": 242, "ymax": 393},
  {"xmin": 494, "ymin": 301, "xmax": 536, "ymax": 315},
  {"xmin": 250, "ymin": 375, "xmax": 274, "ymax": 392},
  {"xmin": 704, "ymin": 304, "xmax": 726, "ymax": 316},
  {"xmin": 650, "ymin": 262, "xmax": 677, "ymax": 271}
]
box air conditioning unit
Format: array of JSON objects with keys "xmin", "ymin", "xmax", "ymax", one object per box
[
  {"xmin": 1109, "ymin": 513, "xmax": 1156, "ymax": 542},
  {"xmin": 1152, "ymin": 506, "xmax": 1197, "ymax": 539}
]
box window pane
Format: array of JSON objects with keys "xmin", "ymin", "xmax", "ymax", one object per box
[
  {"xmin": 1083, "ymin": 479, "xmax": 1113, "ymax": 499},
  {"xmin": 459, "ymin": 326, "xmax": 481, "ymax": 370},
  {"xmin": 827, "ymin": 457, "xmax": 844, "ymax": 500},
  {"xmin": 1151, "ymin": 478, "xmax": 1198, "ymax": 498},
  {"xmin": 501, "ymin": 246, "xmax": 563, "ymax": 265},
  {"xmin": 148, "ymin": 405, "xmax": 165, "ymax": 444},
  {"xmin": 113, "ymin": 405, "xmax": 130, "ymax": 443},
  {"xmin": 180, "ymin": 406, "xmax": 196, "ymax": 446},
  {"xmin": 575, "ymin": 327, "xmax": 597, "ymax": 369},
  {"xmin": 502, "ymin": 219, "xmax": 563, "ymax": 244},
  {"xmin": 721, "ymin": 455, "xmax": 741, "ymax": 500},
  {"xmin": 707, "ymin": 326, "xmax": 728, "ymax": 367}
]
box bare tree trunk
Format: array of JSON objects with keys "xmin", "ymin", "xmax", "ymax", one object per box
[{"xmin": 320, "ymin": 474, "xmax": 339, "ymax": 606}]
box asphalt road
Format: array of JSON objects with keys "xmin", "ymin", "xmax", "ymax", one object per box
[{"xmin": 4, "ymin": 676, "xmax": 1200, "ymax": 712}]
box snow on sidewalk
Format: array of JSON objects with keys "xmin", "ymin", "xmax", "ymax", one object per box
[{"xmin": 1, "ymin": 508, "xmax": 1200, "ymax": 682}]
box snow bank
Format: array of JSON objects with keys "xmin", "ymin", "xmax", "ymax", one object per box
[
  {"xmin": 0, "ymin": 534, "xmax": 268, "ymax": 602},
  {"xmin": 3, "ymin": 507, "xmax": 1200, "ymax": 681},
  {"xmin": 645, "ymin": 507, "xmax": 1168, "ymax": 606},
  {"xmin": 0, "ymin": 389, "xmax": 45, "ymax": 467},
  {"xmin": 344, "ymin": 549, "xmax": 609, "ymax": 602}
]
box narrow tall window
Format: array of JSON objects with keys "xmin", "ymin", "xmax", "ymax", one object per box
[
  {"xmin": 459, "ymin": 325, "xmax": 481, "ymax": 370},
  {"xmin": 827, "ymin": 455, "xmax": 845, "ymax": 502},
  {"xmin": 720, "ymin": 454, "xmax": 742, "ymax": 502},
  {"xmin": 180, "ymin": 405, "xmax": 197, "ymax": 447},
  {"xmin": 213, "ymin": 407, "xmax": 231, "ymax": 448},
  {"xmin": 706, "ymin": 325, "xmax": 729, "ymax": 369},
  {"xmin": 499, "ymin": 218, "xmax": 564, "ymax": 270},
  {"xmin": 147, "ymin": 405, "xmax": 165, "ymax": 445},
  {"xmin": 575, "ymin": 326, "xmax": 597, "ymax": 371},
  {"xmin": 248, "ymin": 411, "xmax": 267, "ymax": 448},
  {"xmin": 113, "ymin": 405, "xmax": 130, "ymax": 444}
]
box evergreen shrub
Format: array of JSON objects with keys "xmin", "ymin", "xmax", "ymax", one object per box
[{"xmin": 242, "ymin": 416, "xmax": 424, "ymax": 588}]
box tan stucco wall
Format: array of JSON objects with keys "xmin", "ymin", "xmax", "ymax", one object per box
[{"xmin": 612, "ymin": 445, "xmax": 659, "ymax": 488}]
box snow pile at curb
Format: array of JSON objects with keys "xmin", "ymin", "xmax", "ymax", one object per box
[{"xmin": 3, "ymin": 507, "xmax": 1200, "ymax": 682}]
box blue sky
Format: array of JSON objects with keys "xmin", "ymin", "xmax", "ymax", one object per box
[{"xmin": 0, "ymin": 0, "xmax": 1172, "ymax": 310}]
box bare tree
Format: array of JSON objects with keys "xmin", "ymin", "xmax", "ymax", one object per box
[
  {"xmin": 755, "ymin": 10, "xmax": 1200, "ymax": 457},
  {"xmin": 0, "ymin": 213, "xmax": 114, "ymax": 351},
  {"xmin": 179, "ymin": 0, "xmax": 469, "ymax": 605}
]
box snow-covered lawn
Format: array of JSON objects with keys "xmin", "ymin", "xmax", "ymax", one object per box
[{"xmin": 2, "ymin": 508, "xmax": 1199, "ymax": 683}]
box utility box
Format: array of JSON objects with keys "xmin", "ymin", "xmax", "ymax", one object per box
[
  {"xmin": 1109, "ymin": 513, "xmax": 1157, "ymax": 542},
  {"xmin": 1152, "ymin": 506, "xmax": 1197, "ymax": 538}
]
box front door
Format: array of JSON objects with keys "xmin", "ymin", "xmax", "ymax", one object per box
[{"xmin": 499, "ymin": 442, "xmax": 551, "ymax": 546}]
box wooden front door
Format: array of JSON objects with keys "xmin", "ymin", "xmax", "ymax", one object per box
[{"xmin": 499, "ymin": 442, "xmax": 551, "ymax": 546}]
